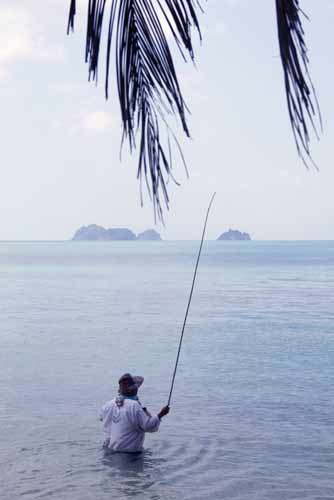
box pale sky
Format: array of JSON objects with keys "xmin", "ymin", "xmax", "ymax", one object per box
[{"xmin": 1, "ymin": 0, "xmax": 333, "ymax": 240}]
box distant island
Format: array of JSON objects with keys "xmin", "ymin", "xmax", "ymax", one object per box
[
  {"xmin": 72, "ymin": 224, "xmax": 161, "ymax": 241},
  {"xmin": 217, "ymin": 229, "xmax": 251, "ymax": 241},
  {"xmin": 137, "ymin": 229, "xmax": 161, "ymax": 241}
]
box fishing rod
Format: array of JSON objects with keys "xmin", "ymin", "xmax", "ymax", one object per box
[{"xmin": 167, "ymin": 193, "xmax": 216, "ymax": 406}]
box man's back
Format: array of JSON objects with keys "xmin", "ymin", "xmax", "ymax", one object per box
[{"xmin": 100, "ymin": 398, "xmax": 160, "ymax": 452}]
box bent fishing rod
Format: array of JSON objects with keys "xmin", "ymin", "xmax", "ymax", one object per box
[{"xmin": 167, "ymin": 193, "xmax": 216, "ymax": 407}]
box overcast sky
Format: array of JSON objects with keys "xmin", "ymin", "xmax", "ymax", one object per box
[{"xmin": 1, "ymin": 0, "xmax": 333, "ymax": 240}]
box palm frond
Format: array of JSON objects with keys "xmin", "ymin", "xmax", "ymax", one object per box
[
  {"xmin": 67, "ymin": 0, "xmax": 201, "ymax": 220},
  {"xmin": 67, "ymin": 1, "xmax": 322, "ymax": 212},
  {"xmin": 67, "ymin": 0, "xmax": 76, "ymax": 33},
  {"xmin": 275, "ymin": 0, "xmax": 321, "ymax": 167}
]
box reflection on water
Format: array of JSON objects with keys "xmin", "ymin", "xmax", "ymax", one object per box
[{"xmin": 101, "ymin": 449, "xmax": 166, "ymax": 499}]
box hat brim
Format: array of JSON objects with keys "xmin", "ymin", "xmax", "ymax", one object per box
[{"xmin": 132, "ymin": 376, "xmax": 144, "ymax": 388}]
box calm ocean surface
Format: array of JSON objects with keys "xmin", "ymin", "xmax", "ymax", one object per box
[{"xmin": 1, "ymin": 241, "xmax": 334, "ymax": 500}]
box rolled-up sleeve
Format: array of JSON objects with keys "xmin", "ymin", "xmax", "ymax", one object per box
[{"xmin": 135, "ymin": 407, "xmax": 160, "ymax": 433}]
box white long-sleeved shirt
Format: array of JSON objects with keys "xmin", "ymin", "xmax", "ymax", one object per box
[{"xmin": 99, "ymin": 398, "xmax": 160, "ymax": 452}]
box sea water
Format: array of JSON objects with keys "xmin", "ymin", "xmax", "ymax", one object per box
[{"xmin": 1, "ymin": 241, "xmax": 333, "ymax": 500}]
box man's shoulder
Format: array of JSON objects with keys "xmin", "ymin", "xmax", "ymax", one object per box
[
  {"xmin": 104, "ymin": 398, "xmax": 116, "ymax": 405},
  {"xmin": 101, "ymin": 399, "xmax": 116, "ymax": 410},
  {"xmin": 99, "ymin": 398, "xmax": 116, "ymax": 420}
]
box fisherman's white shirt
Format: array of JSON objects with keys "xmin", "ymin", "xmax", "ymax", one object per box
[{"xmin": 100, "ymin": 398, "xmax": 160, "ymax": 452}]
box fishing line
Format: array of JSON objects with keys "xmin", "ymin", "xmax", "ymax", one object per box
[{"xmin": 167, "ymin": 193, "xmax": 216, "ymax": 406}]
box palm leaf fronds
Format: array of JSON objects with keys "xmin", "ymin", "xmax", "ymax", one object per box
[
  {"xmin": 67, "ymin": 0, "xmax": 76, "ymax": 33},
  {"xmin": 67, "ymin": 0, "xmax": 201, "ymax": 220},
  {"xmin": 275, "ymin": 0, "xmax": 321, "ymax": 167}
]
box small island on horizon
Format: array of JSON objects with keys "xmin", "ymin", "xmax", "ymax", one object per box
[
  {"xmin": 217, "ymin": 229, "xmax": 251, "ymax": 241},
  {"xmin": 72, "ymin": 225, "xmax": 251, "ymax": 242},
  {"xmin": 72, "ymin": 224, "xmax": 162, "ymax": 241}
]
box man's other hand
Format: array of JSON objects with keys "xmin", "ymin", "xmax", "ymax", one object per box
[{"xmin": 158, "ymin": 405, "xmax": 170, "ymax": 419}]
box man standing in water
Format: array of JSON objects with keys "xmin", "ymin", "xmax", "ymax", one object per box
[{"xmin": 100, "ymin": 373, "xmax": 170, "ymax": 452}]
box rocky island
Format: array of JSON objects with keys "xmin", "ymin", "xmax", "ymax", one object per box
[
  {"xmin": 137, "ymin": 229, "xmax": 161, "ymax": 241},
  {"xmin": 72, "ymin": 224, "xmax": 161, "ymax": 241},
  {"xmin": 217, "ymin": 229, "xmax": 251, "ymax": 241},
  {"xmin": 72, "ymin": 224, "xmax": 108, "ymax": 241}
]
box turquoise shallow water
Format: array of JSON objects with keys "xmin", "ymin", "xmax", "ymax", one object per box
[{"xmin": 1, "ymin": 241, "xmax": 334, "ymax": 500}]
